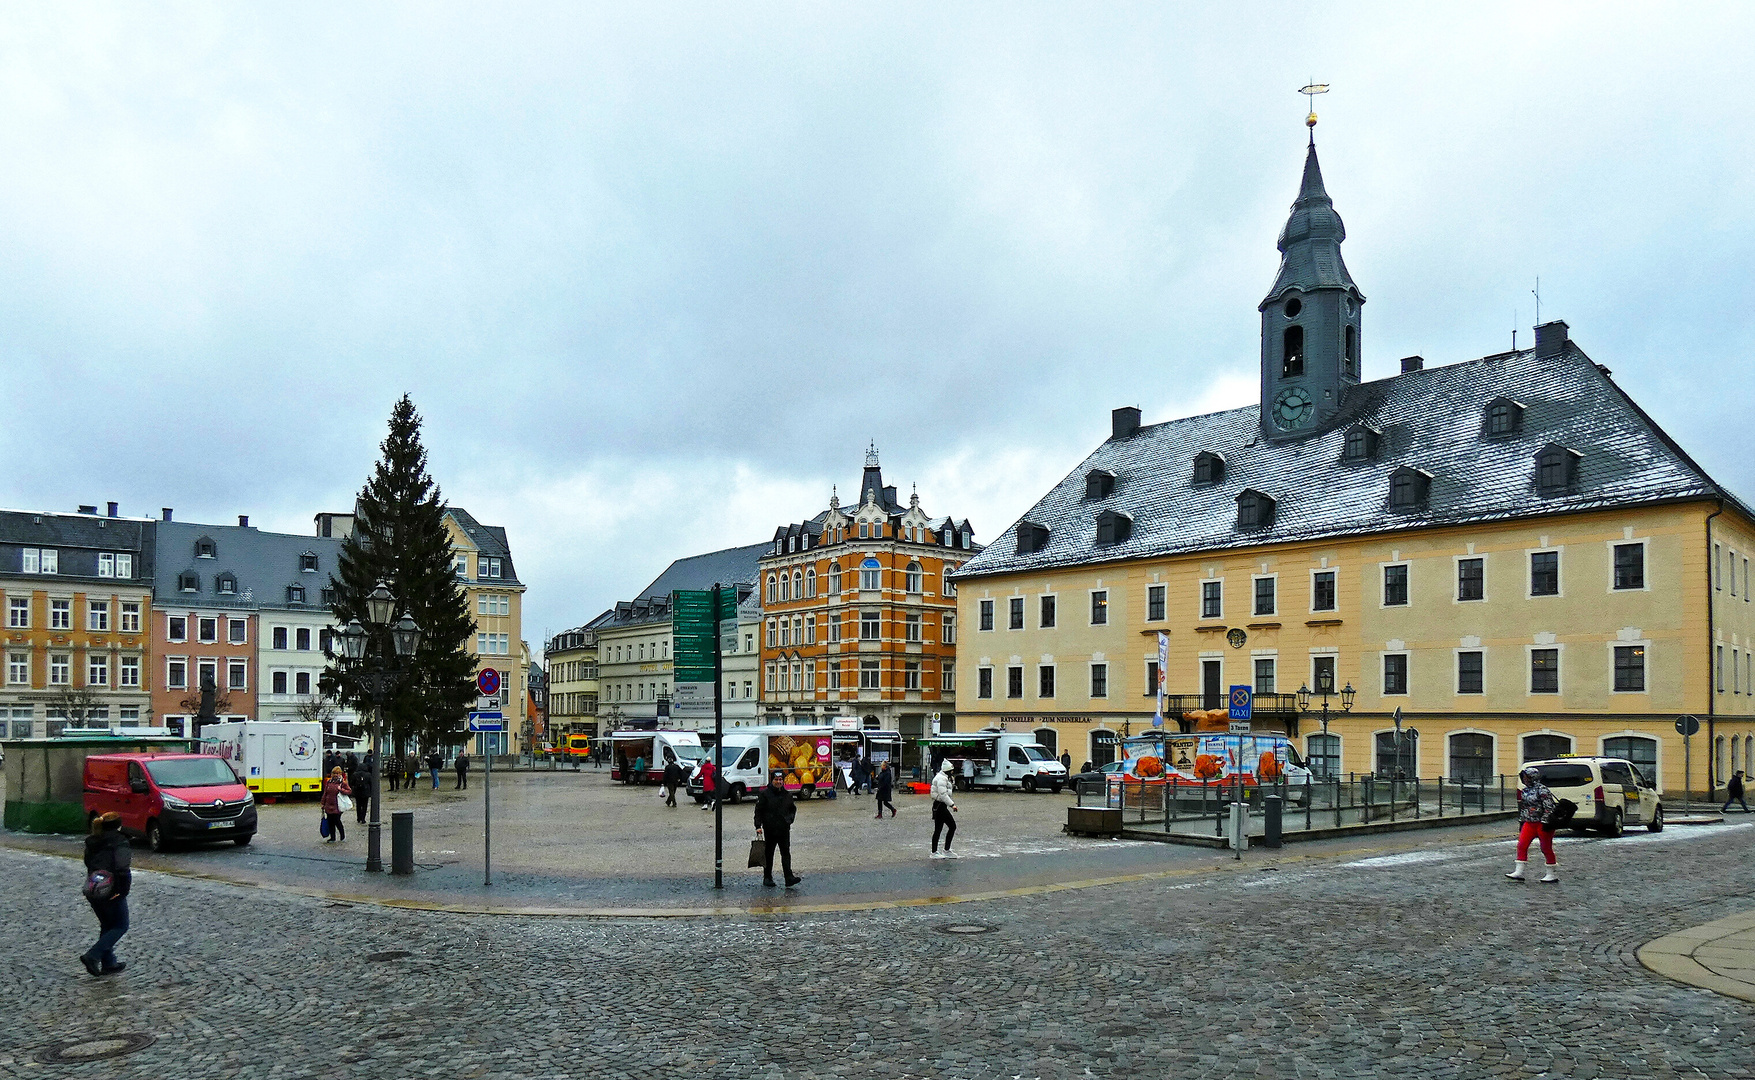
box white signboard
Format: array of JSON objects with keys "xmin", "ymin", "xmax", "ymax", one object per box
[
  {"xmin": 1228, "ymin": 721, "xmax": 1252, "ymax": 734},
  {"xmin": 672, "ymin": 681, "xmax": 716, "ymax": 719},
  {"xmin": 833, "ymin": 716, "xmax": 860, "ymax": 732}
]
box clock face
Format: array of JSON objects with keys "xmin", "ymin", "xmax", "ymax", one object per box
[{"xmin": 1272, "ymin": 387, "xmax": 1315, "ymax": 430}]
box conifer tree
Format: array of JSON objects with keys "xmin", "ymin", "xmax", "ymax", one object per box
[{"xmin": 323, "ymin": 396, "xmax": 477, "ymax": 752}]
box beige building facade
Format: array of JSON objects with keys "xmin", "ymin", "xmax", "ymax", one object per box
[{"xmin": 443, "ymin": 508, "xmax": 528, "ymax": 755}]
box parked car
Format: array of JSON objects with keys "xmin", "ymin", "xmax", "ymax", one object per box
[
  {"xmin": 1070, "ymin": 761, "xmax": 1127, "ymax": 796},
  {"xmin": 1522, "ymin": 756, "xmax": 1663, "ymax": 836},
  {"xmin": 85, "ymin": 752, "xmax": 258, "ymax": 851}
]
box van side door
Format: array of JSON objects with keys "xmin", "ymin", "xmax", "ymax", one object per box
[
  {"xmin": 124, "ymin": 761, "xmax": 151, "ymax": 834},
  {"xmin": 1007, "ymin": 745, "xmax": 1030, "ymax": 783},
  {"xmin": 1601, "ymin": 761, "xmax": 1640, "ymax": 823}
]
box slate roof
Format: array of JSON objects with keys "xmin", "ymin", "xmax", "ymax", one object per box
[
  {"xmin": 587, "ymin": 542, "xmax": 770, "ymax": 632},
  {"xmin": 152, "ymin": 520, "xmax": 346, "ymax": 611},
  {"xmin": 1263, "ymin": 144, "xmax": 1361, "ymax": 306},
  {"xmin": 444, "ymin": 507, "xmax": 520, "ymax": 584},
  {"xmin": 956, "ymin": 343, "xmax": 1744, "ymax": 581},
  {"xmin": 0, "ymin": 509, "xmax": 155, "ymax": 584}
]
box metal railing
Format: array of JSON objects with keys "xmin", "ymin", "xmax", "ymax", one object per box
[{"xmin": 1077, "ymin": 773, "xmax": 1517, "ymax": 835}]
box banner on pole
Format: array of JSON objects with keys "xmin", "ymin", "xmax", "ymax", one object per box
[{"xmin": 1152, "ymin": 631, "xmax": 1169, "ymax": 728}]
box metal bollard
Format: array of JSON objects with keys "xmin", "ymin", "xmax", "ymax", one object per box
[
  {"xmin": 391, "ymin": 810, "xmax": 414, "ymax": 876},
  {"xmin": 1264, "ymin": 794, "xmax": 1282, "ymax": 848},
  {"xmin": 1228, "ymin": 800, "xmax": 1248, "ymax": 854}
]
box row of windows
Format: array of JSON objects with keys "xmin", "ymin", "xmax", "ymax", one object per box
[
  {"xmin": 550, "ymin": 660, "xmax": 598, "ymax": 683},
  {"xmin": 605, "ymin": 681, "xmax": 668, "ymax": 703},
  {"xmin": 6, "ymin": 652, "xmax": 142, "ymax": 688},
  {"xmin": 766, "ymin": 560, "xmax": 948, "ymax": 604},
  {"xmin": 1377, "ymin": 646, "xmax": 1648, "ymax": 696},
  {"xmin": 980, "ymin": 543, "xmax": 1652, "ymax": 631},
  {"xmin": 163, "ymin": 657, "xmax": 247, "ymax": 693},
  {"xmin": 14, "ymin": 549, "xmax": 137, "ymax": 579},
  {"xmin": 778, "ymin": 522, "xmax": 971, "ymax": 553},
  {"xmin": 1713, "ymin": 543, "xmax": 1755, "ymax": 600},
  {"xmin": 1301, "ymin": 731, "xmax": 1658, "ymax": 782},
  {"xmin": 476, "ymin": 593, "xmax": 512, "ymax": 617},
  {"xmin": 8, "ymin": 597, "xmax": 143, "ymax": 633},
  {"xmin": 764, "ymin": 612, "xmax": 956, "ymax": 648},
  {"xmin": 452, "ymin": 554, "xmax": 506, "ymax": 580},
  {"xmin": 550, "ymin": 691, "xmax": 599, "ymax": 715},
  {"xmin": 605, "ymin": 640, "xmax": 669, "ymax": 664},
  {"xmin": 764, "ymin": 659, "xmax": 954, "ymax": 694},
  {"xmin": 477, "ymin": 633, "xmax": 511, "ymax": 656}
]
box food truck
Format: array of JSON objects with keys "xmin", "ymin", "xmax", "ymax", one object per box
[
  {"xmin": 686, "ymin": 726, "xmax": 837, "ymax": 801},
  {"xmin": 608, "ymin": 730, "xmax": 705, "ymax": 783},
  {"xmin": 915, "ymin": 730, "xmax": 1068, "ymax": 792},
  {"xmin": 1118, "ymin": 731, "xmax": 1312, "ymax": 794},
  {"xmin": 199, "ymin": 720, "xmax": 324, "ymax": 796},
  {"xmin": 830, "ymin": 721, "xmax": 903, "ymax": 783}
]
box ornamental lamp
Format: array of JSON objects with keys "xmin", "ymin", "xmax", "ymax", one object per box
[
  {"xmin": 367, "ymin": 582, "xmax": 396, "ymax": 627},
  {"xmin": 392, "ymin": 614, "xmax": 423, "ymax": 658},
  {"xmin": 1296, "ymin": 683, "xmax": 1313, "ymax": 713},
  {"xmin": 340, "ymin": 620, "xmax": 368, "ymax": 661},
  {"xmin": 1341, "ymin": 683, "xmax": 1357, "ymax": 711}
]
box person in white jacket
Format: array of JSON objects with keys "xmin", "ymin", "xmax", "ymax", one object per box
[{"xmin": 930, "ymin": 760, "xmax": 959, "ymax": 858}]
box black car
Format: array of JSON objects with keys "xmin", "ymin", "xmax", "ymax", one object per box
[{"xmin": 1070, "ymin": 761, "xmax": 1126, "ymax": 796}]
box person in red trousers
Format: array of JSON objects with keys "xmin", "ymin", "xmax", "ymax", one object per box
[{"xmin": 1507, "ymin": 765, "xmax": 1560, "ymax": 883}]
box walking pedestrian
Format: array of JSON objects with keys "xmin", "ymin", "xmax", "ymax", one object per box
[
  {"xmin": 874, "ymin": 760, "xmax": 897, "ymax": 819},
  {"xmin": 322, "ymin": 766, "xmax": 352, "ymax": 843},
  {"xmin": 929, "ymin": 760, "xmax": 959, "ymax": 858},
  {"xmin": 354, "ymin": 756, "xmax": 374, "ymax": 824},
  {"xmin": 323, "ymin": 749, "xmax": 340, "ymax": 778},
  {"xmin": 861, "ymin": 753, "xmax": 874, "ymax": 795},
  {"xmin": 850, "ymin": 755, "xmax": 867, "ymax": 797},
  {"xmin": 1507, "ymin": 765, "xmax": 1560, "ymax": 883},
  {"xmin": 699, "ymin": 758, "xmax": 718, "ymax": 811},
  {"xmin": 405, "ymin": 751, "xmax": 419, "ymax": 791},
  {"xmin": 663, "ymin": 758, "xmax": 683, "ymax": 807},
  {"xmin": 633, "ymin": 754, "xmax": 646, "ymax": 785},
  {"xmin": 387, "ymin": 751, "xmax": 401, "ymax": 792},
  {"xmin": 455, "ymin": 751, "xmax": 470, "ymax": 791},
  {"xmin": 428, "ymin": 751, "xmax": 441, "ymax": 790},
  {"xmin": 78, "ymin": 811, "xmax": 132, "ymax": 976},
  {"xmin": 753, "ymin": 770, "xmax": 802, "ymax": 887},
  {"xmin": 1725, "ymin": 771, "xmax": 1750, "ymax": 813},
  {"xmin": 1060, "ymin": 751, "xmax": 1071, "ymax": 773}
]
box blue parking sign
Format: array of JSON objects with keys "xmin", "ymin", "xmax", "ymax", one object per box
[{"xmin": 1228, "ymin": 685, "xmax": 1253, "ymax": 721}]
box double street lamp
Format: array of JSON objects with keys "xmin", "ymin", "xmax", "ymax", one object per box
[
  {"xmin": 1296, "ymin": 679, "xmax": 1356, "ymax": 779},
  {"xmin": 338, "ymin": 582, "xmax": 422, "ymax": 874}
]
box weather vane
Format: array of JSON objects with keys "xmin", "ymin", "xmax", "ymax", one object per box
[{"xmin": 1300, "ymin": 82, "xmax": 1329, "ymax": 144}]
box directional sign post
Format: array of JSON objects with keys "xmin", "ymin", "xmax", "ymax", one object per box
[{"xmin": 1677, "ymin": 715, "xmax": 1700, "ymax": 809}]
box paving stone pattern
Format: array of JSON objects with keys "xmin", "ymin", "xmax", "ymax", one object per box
[{"xmin": 4, "ymin": 825, "xmax": 1755, "ymax": 1079}]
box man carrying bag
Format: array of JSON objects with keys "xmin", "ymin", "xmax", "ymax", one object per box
[{"xmin": 753, "ymin": 770, "xmax": 802, "ymax": 888}]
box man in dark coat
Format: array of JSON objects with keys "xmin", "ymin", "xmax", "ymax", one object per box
[
  {"xmin": 662, "ymin": 758, "xmax": 683, "ymax": 807},
  {"xmin": 874, "ymin": 760, "xmax": 897, "ymax": 819},
  {"xmin": 753, "ymin": 771, "xmax": 802, "ymax": 888},
  {"xmin": 354, "ymin": 752, "xmax": 375, "ymax": 823},
  {"xmin": 455, "ymin": 751, "xmax": 470, "ymax": 790}
]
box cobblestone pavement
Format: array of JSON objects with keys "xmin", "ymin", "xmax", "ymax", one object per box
[{"xmin": 5, "ymin": 822, "xmax": 1755, "ymax": 1079}]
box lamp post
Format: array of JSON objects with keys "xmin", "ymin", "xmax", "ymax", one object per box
[
  {"xmin": 338, "ymin": 583, "xmax": 423, "ymax": 873},
  {"xmin": 1296, "ymin": 680, "xmax": 1355, "ymax": 779}
]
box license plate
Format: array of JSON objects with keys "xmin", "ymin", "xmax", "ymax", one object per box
[{"xmin": 206, "ymin": 821, "xmax": 235, "ymax": 829}]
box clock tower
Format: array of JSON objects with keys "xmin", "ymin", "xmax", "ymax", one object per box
[{"xmin": 1259, "ymin": 140, "xmax": 1364, "ymax": 440}]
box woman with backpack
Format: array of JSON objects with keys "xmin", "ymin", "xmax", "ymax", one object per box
[
  {"xmin": 1507, "ymin": 765, "xmax": 1562, "ymax": 883},
  {"xmin": 79, "ymin": 811, "xmax": 132, "ymax": 976}
]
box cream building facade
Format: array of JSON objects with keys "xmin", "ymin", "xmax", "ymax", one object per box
[{"xmin": 443, "ymin": 508, "xmax": 528, "ymax": 755}]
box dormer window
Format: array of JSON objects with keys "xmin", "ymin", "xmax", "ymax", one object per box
[
  {"xmin": 1282, "ymin": 325, "xmax": 1304, "ymax": 378},
  {"xmin": 1236, "ymin": 490, "xmax": 1276, "ymax": 531},
  {"xmin": 1388, "ymin": 466, "xmax": 1433, "ymax": 510},
  {"xmin": 1192, "ymin": 452, "xmax": 1226, "ymax": 486},
  {"xmin": 1085, "ymin": 469, "xmax": 1116, "ymax": 500},
  {"xmin": 178, "ymin": 571, "xmax": 200, "ymax": 593},
  {"xmin": 1015, "ymin": 522, "xmax": 1050, "ymax": 555},
  {"xmin": 960, "ymin": 529, "xmax": 971, "ymax": 549},
  {"xmin": 1535, "ymin": 444, "xmax": 1582, "ymax": 495},
  {"xmin": 194, "ymin": 537, "xmax": 217, "ymax": 559},
  {"xmin": 300, "ymin": 552, "xmax": 319, "ymax": 572},
  {"xmin": 1485, "ymin": 397, "xmax": 1524, "ymax": 437},
  {"xmin": 1095, "ymin": 511, "xmax": 1133, "ymax": 547},
  {"xmin": 1343, "ymin": 425, "xmax": 1380, "ymax": 461},
  {"xmin": 287, "ymin": 584, "xmax": 306, "ymax": 604},
  {"xmin": 216, "ymin": 572, "xmax": 237, "ymax": 595}
]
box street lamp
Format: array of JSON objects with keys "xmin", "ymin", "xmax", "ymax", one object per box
[
  {"xmin": 1296, "ymin": 680, "xmax": 1355, "ymax": 779},
  {"xmin": 335, "ymin": 584, "xmax": 422, "ymax": 873}
]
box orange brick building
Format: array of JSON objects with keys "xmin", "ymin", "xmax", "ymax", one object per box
[{"xmin": 759, "ymin": 446, "xmax": 980, "ymax": 747}]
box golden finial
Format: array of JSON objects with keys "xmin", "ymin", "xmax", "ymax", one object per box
[{"xmin": 1300, "ymin": 82, "xmax": 1329, "ymax": 142}]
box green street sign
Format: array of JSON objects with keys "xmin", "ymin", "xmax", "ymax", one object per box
[{"xmin": 672, "ymin": 589, "xmax": 719, "ymax": 684}]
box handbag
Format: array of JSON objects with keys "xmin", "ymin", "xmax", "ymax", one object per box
[
  {"xmin": 319, "ymin": 814, "xmax": 332, "ymax": 838},
  {"xmin": 82, "ymin": 869, "xmax": 115, "ymax": 901},
  {"xmin": 338, "ymin": 793, "xmax": 355, "ymax": 813},
  {"xmin": 747, "ymin": 838, "xmax": 766, "ymax": 869}
]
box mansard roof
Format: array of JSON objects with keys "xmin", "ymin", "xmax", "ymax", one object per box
[{"xmin": 957, "ymin": 342, "xmax": 1741, "ymax": 581}]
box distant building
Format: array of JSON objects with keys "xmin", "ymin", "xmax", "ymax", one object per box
[
  {"xmin": 0, "ymin": 504, "xmax": 154, "ymax": 737},
  {"xmin": 758, "ymin": 446, "xmax": 979, "ymax": 750},
  {"xmin": 442, "ymin": 508, "xmax": 527, "ymax": 756},
  {"xmin": 544, "ymin": 626, "xmax": 599, "ymax": 738}
]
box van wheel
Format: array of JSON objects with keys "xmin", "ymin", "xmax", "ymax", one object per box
[
  {"xmin": 1022, "ymin": 776, "xmax": 1037, "ymax": 793},
  {"xmin": 146, "ymin": 820, "xmax": 168, "ymax": 853},
  {"xmin": 1049, "ymin": 782, "xmax": 1063, "ymax": 794},
  {"xmin": 1603, "ymin": 809, "xmax": 1624, "ymax": 838},
  {"xmin": 233, "ymin": 833, "xmax": 253, "ymax": 847},
  {"xmin": 729, "ymin": 784, "xmax": 745, "ymax": 805},
  {"xmin": 1647, "ymin": 805, "xmax": 1664, "ymax": 833}
]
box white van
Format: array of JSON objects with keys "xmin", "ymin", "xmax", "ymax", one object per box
[
  {"xmin": 918, "ymin": 730, "xmax": 1068, "ymax": 792},
  {"xmin": 200, "ymin": 720, "xmax": 324, "ymax": 796},
  {"xmin": 609, "ymin": 730, "xmax": 705, "ymax": 783},
  {"xmin": 689, "ymin": 726, "xmax": 837, "ymax": 801}
]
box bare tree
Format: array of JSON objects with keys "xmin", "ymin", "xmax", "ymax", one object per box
[
  {"xmin": 48, "ymin": 686, "xmax": 105, "ymax": 727},
  {"xmin": 295, "ymin": 693, "xmax": 340, "ymax": 726},
  {"xmin": 179, "ymin": 690, "xmax": 233, "ymax": 716}
]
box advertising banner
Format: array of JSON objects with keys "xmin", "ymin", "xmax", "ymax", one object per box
[{"xmin": 765, "ymin": 731, "xmax": 833, "ymax": 793}]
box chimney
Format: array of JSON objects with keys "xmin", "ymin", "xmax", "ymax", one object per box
[
  {"xmin": 1535, "ymin": 320, "xmax": 1570, "ymax": 359},
  {"xmin": 1111, "ymin": 406, "xmax": 1141, "ymax": 440},
  {"xmin": 238, "ymin": 515, "xmax": 249, "ymax": 527},
  {"xmin": 106, "ymin": 502, "xmax": 119, "ymax": 517},
  {"xmin": 1400, "ymin": 355, "xmax": 1424, "ymax": 373},
  {"xmin": 77, "ymin": 504, "xmax": 97, "ymax": 515},
  {"xmin": 162, "ymin": 508, "xmax": 173, "ymax": 521}
]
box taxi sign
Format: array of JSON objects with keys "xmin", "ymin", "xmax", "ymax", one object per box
[{"xmin": 1228, "ymin": 685, "xmax": 1253, "ymax": 721}]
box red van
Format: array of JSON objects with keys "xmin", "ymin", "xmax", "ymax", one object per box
[{"xmin": 84, "ymin": 753, "xmax": 258, "ymax": 852}]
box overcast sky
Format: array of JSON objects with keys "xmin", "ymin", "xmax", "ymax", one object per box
[{"xmin": 2, "ymin": 3, "xmax": 1751, "ymax": 649}]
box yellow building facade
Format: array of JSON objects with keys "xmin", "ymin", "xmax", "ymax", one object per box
[
  {"xmin": 952, "ymin": 138, "xmax": 1755, "ymax": 797},
  {"xmin": 443, "ymin": 508, "xmax": 528, "ymax": 755}
]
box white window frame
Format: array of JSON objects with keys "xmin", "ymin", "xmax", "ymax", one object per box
[
  {"xmin": 1526, "ymin": 643, "xmax": 1564, "ymax": 696},
  {"xmin": 1145, "ymin": 583, "xmax": 1167, "ymax": 623},
  {"xmin": 942, "ymin": 613, "xmax": 956, "ymax": 645},
  {"xmin": 49, "ymin": 599, "xmax": 72, "ymax": 630},
  {"xmin": 1250, "ymin": 573, "xmax": 1278, "ymax": 617},
  {"xmin": 48, "ymin": 653, "xmax": 70, "ymax": 686},
  {"xmin": 1454, "ymin": 647, "xmax": 1486, "ymax": 696},
  {"xmin": 859, "ymin": 660, "xmax": 881, "ymax": 691},
  {"xmin": 1610, "ymin": 639, "xmax": 1651, "ymax": 695},
  {"xmin": 88, "ymin": 653, "xmax": 109, "ymax": 686},
  {"xmin": 941, "ymin": 662, "xmax": 955, "ymax": 693},
  {"xmin": 1605, "ymin": 538, "xmax": 1650, "ymax": 593},
  {"xmin": 1199, "ymin": 577, "xmax": 1224, "ymax": 620},
  {"xmin": 1443, "ymin": 727, "xmax": 1500, "ymax": 781},
  {"xmin": 1380, "ymin": 650, "xmax": 1410, "ymax": 696},
  {"xmin": 228, "ymin": 659, "xmax": 249, "ymax": 691},
  {"xmin": 1454, "ymin": 553, "xmax": 1488, "ymax": 604},
  {"xmin": 198, "ymin": 617, "xmax": 218, "ymax": 644},
  {"xmin": 119, "ymin": 602, "xmax": 140, "ymax": 633},
  {"xmin": 1525, "ymin": 546, "xmax": 1564, "ymax": 599},
  {"xmin": 904, "ymin": 613, "xmax": 922, "ymax": 644},
  {"xmin": 7, "ymin": 596, "xmax": 28, "ymax": 629},
  {"xmin": 8, "ymin": 651, "xmax": 30, "ymax": 685},
  {"xmin": 98, "ymin": 553, "xmax": 114, "ymax": 578},
  {"xmin": 1379, "ymin": 561, "xmax": 1411, "ymax": 608},
  {"xmin": 165, "ymin": 657, "xmax": 188, "ymax": 690},
  {"xmin": 118, "ymin": 655, "xmax": 140, "ymax": 688},
  {"xmin": 1518, "ymin": 728, "xmax": 1575, "ymax": 761},
  {"xmin": 1309, "ymin": 567, "xmax": 1339, "ymax": 614},
  {"xmin": 1089, "ymin": 589, "xmax": 1109, "ymax": 626}
]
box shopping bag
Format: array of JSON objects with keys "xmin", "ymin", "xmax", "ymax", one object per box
[
  {"xmin": 82, "ymin": 870, "xmax": 115, "ymax": 901},
  {"xmin": 658, "ymin": 785, "xmax": 668, "ymax": 802},
  {"xmin": 337, "ymin": 793, "xmax": 355, "ymax": 814},
  {"xmin": 747, "ymin": 839, "xmax": 765, "ymax": 869},
  {"xmin": 319, "ymin": 814, "xmax": 332, "ymax": 839}
]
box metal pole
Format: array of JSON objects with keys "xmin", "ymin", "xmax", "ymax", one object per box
[
  {"xmin": 1685, "ymin": 732, "xmax": 1692, "ymax": 811},
  {"xmin": 366, "ymin": 691, "xmax": 384, "ymax": 872},
  {"xmin": 484, "ymin": 727, "xmax": 492, "ymax": 887},
  {"xmin": 713, "ymin": 584, "xmax": 724, "ymax": 891}
]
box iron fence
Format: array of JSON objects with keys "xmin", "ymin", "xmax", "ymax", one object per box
[{"xmin": 1076, "ymin": 773, "xmax": 1517, "ymax": 835}]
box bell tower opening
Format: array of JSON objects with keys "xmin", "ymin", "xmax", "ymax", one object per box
[{"xmin": 1282, "ymin": 325, "xmax": 1304, "ymax": 377}]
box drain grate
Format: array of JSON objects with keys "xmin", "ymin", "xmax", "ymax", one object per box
[
  {"xmin": 365, "ymin": 950, "xmax": 412, "ymax": 962},
  {"xmin": 38, "ymin": 1033, "xmax": 156, "ymax": 1064},
  {"xmin": 938, "ymin": 923, "xmax": 996, "ymax": 935}
]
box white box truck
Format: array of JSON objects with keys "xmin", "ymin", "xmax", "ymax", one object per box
[
  {"xmin": 917, "ymin": 730, "xmax": 1068, "ymax": 792},
  {"xmin": 201, "ymin": 720, "xmax": 324, "ymax": 796},
  {"xmin": 688, "ymin": 726, "xmax": 837, "ymax": 802}
]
